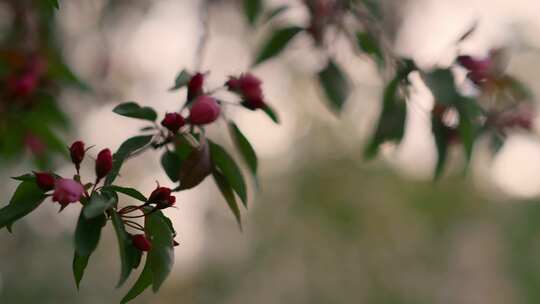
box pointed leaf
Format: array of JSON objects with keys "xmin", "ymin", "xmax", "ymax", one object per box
[
  {"xmin": 111, "ymin": 211, "xmax": 143, "ymax": 287},
  {"xmin": 74, "ymin": 209, "xmax": 106, "ymax": 257},
  {"xmin": 213, "ymin": 170, "xmax": 242, "ymax": 230},
  {"xmin": 121, "ymin": 256, "xmax": 153, "ymax": 304},
  {"xmin": 423, "ymin": 69, "xmax": 460, "ymax": 105},
  {"xmin": 113, "ymin": 102, "xmax": 157, "ymax": 122},
  {"xmin": 356, "ymin": 32, "xmax": 384, "ymax": 66},
  {"xmin": 228, "ymin": 122, "xmax": 258, "ymax": 185},
  {"xmin": 318, "ymin": 59, "xmax": 351, "ymax": 112},
  {"xmin": 177, "ymin": 136, "xmax": 212, "ymax": 190},
  {"xmin": 209, "ymin": 141, "xmax": 248, "ymax": 207},
  {"xmin": 105, "ymin": 135, "xmax": 153, "ymax": 185},
  {"xmin": 0, "ymin": 181, "xmax": 46, "ymax": 231},
  {"xmin": 73, "ymin": 252, "xmax": 89, "ymax": 289},
  {"xmin": 161, "ymin": 151, "xmax": 182, "ymax": 182},
  {"xmin": 102, "ymin": 186, "xmax": 147, "ymax": 203},
  {"xmin": 244, "ymin": 0, "xmax": 263, "ymax": 25},
  {"xmin": 262, "ymin": 104, "xmax": 280, "ymax": 124},
  {"xmin": 83, "ymin": 192, "xmax": 116, "ymax": 219},
  {"xmin": 146, "ymin": 211, "xmax": 174, "ymax": 292},
  {"xmin": 254, "ymin": 26, "xmax": 303, "ymax": 66},
  {"xmin": 169, "ymin": 69, "xmax": 192, "ymax": 91}
]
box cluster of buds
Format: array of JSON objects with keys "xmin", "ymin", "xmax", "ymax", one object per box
[
  {"xmin": 4, "ymin": 54, "xmax": 46, "ymax": 98},
  {"xmin": 226, "ymin": 73, "xmax": 266, "ymax": 110}
]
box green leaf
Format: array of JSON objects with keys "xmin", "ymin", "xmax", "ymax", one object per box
[
  {"xmin": 83, "ymin": 192, "xmax": 116, "ymax": 219},
  {"xmin": 455, "ymin": 98, "xmax": 482, "ymax": 164},
  {"xmin": 105, "ymin": 135, "xmax": 153, "ymax": 185},
  {"xmin": 146, "ymin": 211, "xmax": 174, "ymax": 292},
  {"xmin": 111, "ymin": 211, "xmax": 142, "ymax": 288},
  {"xmin": 213, "ymin": 170, "xmax": 242, "ymax": 230},
  {"xmin": 262, "ymin": 104, "xmax": 280, "ymax": 124},
  {"xmin": 228, "ymin": 122, "xmax": 258, "ymax": 186},
  {"xmin": 177, "ymin": 136, "xmax": 212, "ymax": 190},
  {"xmin": 318, "ymin": 59, "xmax": 351, "ymax": 112},
  {"xmin": 364, "ymin": 74, "xmax": 407, "ymax": 159},
  {"xmin": 356, "ymin": 32, "xmax": 384, "ymax": 67},
  {"xmin": 113, "ymin": 102, "xmax": 158, "ymax": 122},
  {"xmin": 169, "ymin": 69, "xmax": 192, "ymax": 91},
  {"xmin": 263, "ymin": 5, "xmax": 289, "ymax": 23},
  {"xmin": 121, "ymin": 256, "xmax": 153, "ymax": 304},
  {"xmin": 161, "ymin": 151, "xmax": 182, "ymax": 182},
  {"xmin": 431, "ymin": 116, "xmax": 451, "ymax": 180},
  {"xmin": 209, "ymin": 141, "xmax": 248, "ymax": 207},
  {"xmin": 46, "ymin": 54, "xmax": 89, "ymax": 91},
  {"xmin": 254, "ymin": 26, "xmax": 303, "ymax": 66},
  {"xmin": 244, "ymin": 0, "xmax": 263, "ymax": 25},
  {"xmin": 73, "ymin": 253, "xmax": 89, "ymax": 289},
  {"xmin": 102, "ymin": 186, "xmax": 147, "ymax": 203},
  {"xmin": 74, "ymin": 209, "xmax": 106, "ymax": 257},
  {"xmin": 11, "ymin": 174, "xmax": 35, "ymax": 182},
  {"xmin": 423, "ymin": 69, "xmax": 460, "ymax": 105},
  {"xmin": 45, "ymin": 0, "xmax": 60, "ymax": 10},
  {"xmin": 0, "ymin": 181, "xmax": 46, "ymax": 231}
]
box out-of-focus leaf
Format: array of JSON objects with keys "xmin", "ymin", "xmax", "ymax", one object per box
[
  {"xmin": 423, "ymin": 69, "xmax": 459, "ymax": 105},
  {"xmin": 73, "ymin": 253, "xmax": 88, "ymax": 289},
  {"xmin": 0, "ymin": 181, "xmax": 46, "ymax": 231},
  {"xmin": 318, "ymin": 59, "xmax": 351, "ymax": 112},
  {"xmin": 262, "ymin": 104, "xmax": 280, "ymax": 123},
  {"xmin": 209, "ymin": 141, "xmax": 248, "ymax": 207},
  {"xmin": 455, "ymin": 98, "xmax": 482, "ymax": 164},
  {"xmin": 177, "ymin": 136, "xmax": 212, "ymax": 190},
  {"xmin": 113, "ymin": 102, "xmax": 157, "ymax": 122},
  {"xmin": 111, "ymin": 211, "xmax": 142, "ymax": 288},
  {"xmin": 263, "ymin": 5, "xmax": 289, "ymax": 23},
  {"xmin": 83, "ymin": 192, "xmax": 116, "ymax": 219},
  {"xmin": 356, "ymin": 32, "xmax": 384, "ymax": 66},
  {"xmin": 11, "ymin": 174, "xmax": 35, "ymax": 182},
  {"xmin": 254, "ymin": 26, "xmax": 303, "ymax": 66},
  {"xmin": 102, "ymin": 186, "xmax": 147, "ymax": 203},
  {"xmin": 169, "ymin": 69, "xmax": 192, "ymax": 91},
  {"xmin": 244, "ymin": 0, "xmax": 263, "ymax": 25},
  {"xmin": 431, "ymin": 116, "xmax": 451, "ymax": 180},
  {"xmin": 213, "ymin": 170, "xmax": 243, "ymax": 230},
  {"xmin": 46, "ymin": 54, "xmax": 89, "ymax": 90},
  {"xmin": 228, "ymin": 122, "xmax": 258, "ymax": 186},
  {"xmin": 364, "ymin": 75, "xmax": 407, "ymax": 159},
  {"xmin": 146, "ymin": 211, "xmax": 174, "ymax": 292},
  {"xmin": 105, "ymin": 135, "xmax": 153, "ymax": 185},
  {"xmin": 45, "ymin": 0, "xmax": 60, "ymax": 10},
  {"xmin": 121, "ymin": 256, "xmax": 153, "ymax": 304}
]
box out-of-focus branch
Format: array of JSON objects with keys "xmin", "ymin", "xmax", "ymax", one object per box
[{"xmin": 194, "ymin": 0, "xmax": 210, "ymax": 71}]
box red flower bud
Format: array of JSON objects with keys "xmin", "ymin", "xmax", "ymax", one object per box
[
  {"xmin": 157, "ymin": 195, "xmax": 176, "ymax": 209},
  {"xmin": 34, "ymin": 172, "xmax": 55, "ymax": 191},
  {"xmin": 52, "ymin": 178, "xmax": 84, "ymax": 206},
  {"xmin": 148, "ymin": 186, "xmax": 172, "ymax": 204},
  {"xmin": 69, "ymin": 141, "xmax": 85, "ymax": 169},
  {"xmin": 188, "ymin": 95, "xmax": 221, "ymax": 125},
  {"xmin": 161, "ymin": 112, "xmax": 185, "ymax": 133},
  {"xmin": 457, "ymin": 55, "xmax": 493, "ymax": 85},
  {"xmin": 226, "ymin": 73, "xmax": 266, "ymax": 109},
  {"xmin": 132, "ymin": 234, "xmax": 152, "ymax": 252},
  {"xmin": 187, "ymin": 72, "xmax": 205, "ymax": 101},
  {"xmin": 95, "ymin": 149, "xmax": 113, "ymax": 179}
]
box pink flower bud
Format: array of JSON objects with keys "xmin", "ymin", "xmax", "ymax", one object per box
[
  {"xmin": 161, "ymin": 112, "xmax": 185, "ymax": 133},
  {"xmin": 52, "ymin": 178, "xmax": 84, "ymax": 206},
  {"xmin": 148, "ymin": 186, "xmax": 172, "ymax": 204},
  {"xmin": 132, "ymin": 234, "xmax": 152, "ymax": 252},
  {"xmin": 187, "ymin": 72, "xmax": 205, "ymax": 101},
  {"xmin": 457, "ymin": 55, "xmax": 493, "ymax": 85},
  {"xmin": 34, "ymin": 172, "xmax": 55, "ymax": 191},
  {"xmin": 69, "ymin": 141, "xmax": 85, "ymax": 169},
  {"xmin": 24, "ymin": 134, "xmax": 46, "ymax": 156},
  {"xmin": 7, "ymin": 72, "xmax": 39, "ymax": 97},
  {"xmin": 188, "ymin": 95, "xmax": 221, "ymax": 125},
  {"xmin": 95, "ymin": 149, "xmax": 113, "ymax": 179}
]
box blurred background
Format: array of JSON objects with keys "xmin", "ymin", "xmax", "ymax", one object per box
[{"xmin": 3, "ymin": 0, "xmax": 540, "ymax": 303}]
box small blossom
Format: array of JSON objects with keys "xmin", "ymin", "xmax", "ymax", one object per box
[
  {"xmin": 52, "ymin": 178, "xmax": 84, "ymax": 206},
  {"xmin": 69, "ymin": 141, "xmax": 85, "ymax": 169},
  {"xmin": 188, "ymin": 95, "xmax": 221, "ymax": 125},
  {"xmin": 148, "ymin": 186, "xmax": 172, "ymax": 204},
  {"xmin": 187, "ymin": 72, "xmax": 204, "ymax": 101},
  {"xmin": 34, "ymin": 172, "xmax": 55, "ymax": 191},
  {"xmin": 95, "ymin": 149, "xmax": 113, "ymax": 180},
  {"xmin": 25, "ymin": 134, "xmax": 46, "ymax": 156},
  {"xmin": 132, "ymin": 234, "xmax": 152, "ymax": 252},
  {"xmin": 161, "ymin": 112, "xmax": 185, "ymax": 133}
]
